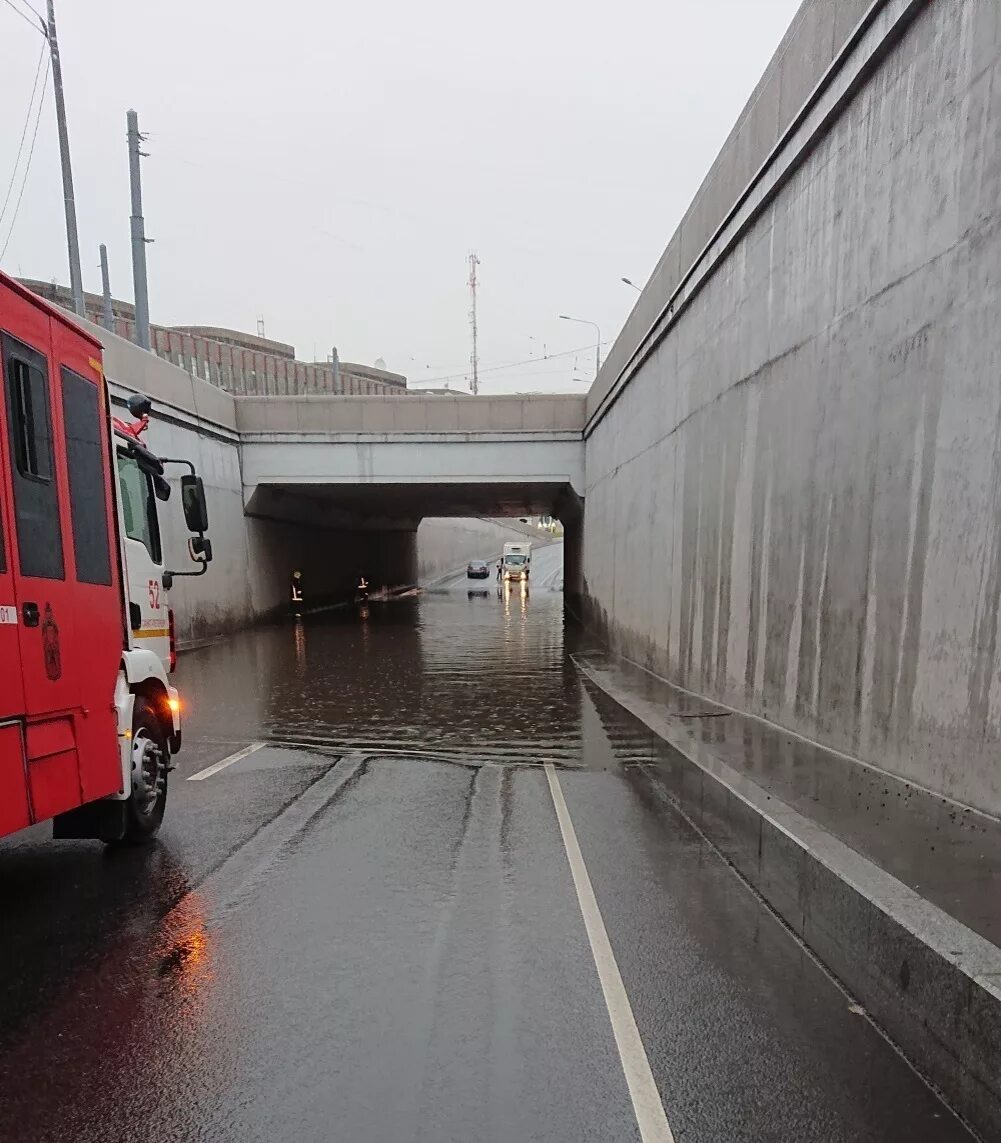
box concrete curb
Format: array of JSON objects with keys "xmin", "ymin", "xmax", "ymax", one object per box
[{"xmin": 576, "ymin": 657, "xmax": 1001, "ymax": 1142}]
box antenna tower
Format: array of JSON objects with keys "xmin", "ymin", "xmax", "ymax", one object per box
[{"xmin": 468, "ymin": 252, "xmax": 480, "ymax": 395}]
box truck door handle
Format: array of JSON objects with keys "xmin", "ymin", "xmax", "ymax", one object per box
[{"xmin": 22, "ymin": 602, "xmax": 39, "ymax": 627}]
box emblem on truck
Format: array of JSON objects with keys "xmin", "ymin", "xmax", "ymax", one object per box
[{"xmin": 42, "ymin": 603, "xmax": 62, "ymax": 681}]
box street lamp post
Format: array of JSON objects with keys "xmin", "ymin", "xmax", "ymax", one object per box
[
  {"xmin": 558, "ymin": 314, "xmax": 601, "ymax": 379},
  {"xmin": 621, "ymin": 277, "xmax": 641, "ymax": 292}
]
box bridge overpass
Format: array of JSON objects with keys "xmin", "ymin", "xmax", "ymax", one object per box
[
  {"xmin": 86, "ymin": 320, "xmax": 586, "ymax": 628},
  {"xmin": 235, "ymin": 393, "xmax": 584, "ymax": 527}
]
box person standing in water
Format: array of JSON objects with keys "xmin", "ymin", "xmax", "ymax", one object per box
[{"xmin": 290, "ymin": 569, "xmax": 305, "ymax": 616}]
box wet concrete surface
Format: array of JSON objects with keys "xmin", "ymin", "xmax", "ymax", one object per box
[
  {"xmin": 579, "ymin": 652, "xmax": 1001, "ymax": 948},
  {"xmin": 0, "ymin": 544, "xmax": 976, "ymax": 1141}
]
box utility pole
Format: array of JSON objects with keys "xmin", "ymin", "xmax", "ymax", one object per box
[
  {"xmin": 98, "ymin": 244, "xmax": 113, "ymax": 331},
  {"xmin": 127, "ymin": 109, "xmax": 151, "ymax": 350},
  {"xmin": 468, "ymin": 252, "xmax": 480, "ymax": 396},
  {"xmin": 46, "ymin": 0, "xmax": 84, "ymax": 316}
]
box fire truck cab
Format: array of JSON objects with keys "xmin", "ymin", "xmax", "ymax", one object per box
[{"xmin": 0, "ymin": 271, "xmax": 211, "ymax": 844}]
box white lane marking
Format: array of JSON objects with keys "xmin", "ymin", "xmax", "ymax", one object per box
[
  {"xmin": 545, "ymin": 763, "xmax": 675, "ymax": 1143},
  {"xmin": 187, "ymin": 741, "xmax": 266, "ymax": 781}
]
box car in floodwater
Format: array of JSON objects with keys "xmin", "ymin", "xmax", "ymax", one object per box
[{"xmin": 467, "ymin": 559, "xmax": 490, "ymax": 579}]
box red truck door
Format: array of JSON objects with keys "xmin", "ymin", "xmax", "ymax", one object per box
[
  {"xmin": 1, "ymin": 301, "xmax": 83, "ymax": 822},
  {"xmin": 0, "ymin": 281, "xmax": 122, "ymax": 823},
  {"xmin": 0, "ymin": 278, "xmax": 122, "ymax": 834},
  {"xmin": 0, "ymin": 380, "xmax": 30, "ymax": 836},
  {"xmin": 48, "ymin": 316, "xmax": 122, "ymax": 806}
]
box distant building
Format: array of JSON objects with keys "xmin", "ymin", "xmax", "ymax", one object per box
[{"xmin": 19, "ymin": 279, "xmax": 408, "ymax": 397}]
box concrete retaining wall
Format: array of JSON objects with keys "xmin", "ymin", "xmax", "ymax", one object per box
[
  {"xmin": 97, "ymin": 319, "xmax": 254, "ymax": 641},
  {"xmin": 582, "ymin": 1, "xmax": 1001, "ymax": 815},
  {"xmin": 588, "ymin": 0, "xmax": 874, "ymax": 426}
]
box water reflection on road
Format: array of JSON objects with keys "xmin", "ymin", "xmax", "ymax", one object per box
[
  {"xmin": 0, "ymin": 541, "xmax": 976, "ymax": 1143},
  {"xmin": 177, "ymin": 543, "xmax": 587, "ymax": 766}
]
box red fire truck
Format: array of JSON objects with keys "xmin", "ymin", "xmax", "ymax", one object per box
[{"xmin": 0, "ymin": 270, "xmax": 212, "ymax": 844}]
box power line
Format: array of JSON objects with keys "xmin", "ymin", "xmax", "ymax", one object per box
[
  {"xmin": 418, "ymin": 340, "xmax": 610, "ymax": 386},
  {"xmin": 422, "ymin": 343, "xmax": 608, "ymax": 384},
  {"xmin": 1, "ymin": 0, "xmax": 44, "ymax": 34},
  {"xmin": 8, "ymin": 0, "xmax": 43, "ymax": 18},
  {"xmin": 0, "ymin": 55, "xmax": 50, "ymax": 261},
  {"xmin": 410, "ymin": 367, "xmax": 578, "ymax": 386},
  {"xmin": 0, "ymin": 37, "xmax": 47, "ymax": 229}
]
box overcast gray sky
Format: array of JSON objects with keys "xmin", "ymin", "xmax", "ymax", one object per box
[{"xmin": 1, "ymin": 0, "xmax": 801, "ymax": 392}]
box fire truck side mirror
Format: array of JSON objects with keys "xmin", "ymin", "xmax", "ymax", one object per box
[
  {"xmin": 181, "ymin": 475, "xmax": 209, "ymax": 533},
  {"xmin": 153, "ymin": 474, "xmax": 171, "ymax": 501},
  {"xmin": 188, "ymin": 536, "xmax": 213, "ymax": 564}
]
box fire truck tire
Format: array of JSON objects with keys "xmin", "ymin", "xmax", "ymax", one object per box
[{"xmin": 119, "ymin": 697, "xmax": 169, "ymax": 844}]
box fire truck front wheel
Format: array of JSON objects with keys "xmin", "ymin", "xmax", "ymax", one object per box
[{"xmin": 120, "ymin": 697, "xmax": 169, "ymax": 844}]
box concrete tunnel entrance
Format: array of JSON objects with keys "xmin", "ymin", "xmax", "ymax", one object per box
[{"xmin": 242, "ymin": 481, "xmax": 583, "ymax": 613}]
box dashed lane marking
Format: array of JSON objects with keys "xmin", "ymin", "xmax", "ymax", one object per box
[{"xmin": 187, "ymin": 741, "xmax": 266, "ymax": 781}]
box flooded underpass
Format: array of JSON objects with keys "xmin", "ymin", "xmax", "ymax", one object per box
[
  {"xmin": 175, "ymin": 543, "xmax": 585, "ymax": 769},
  {"xmin": 0, "ymin": 540, "xmax": 975, "ymax": 1143}
]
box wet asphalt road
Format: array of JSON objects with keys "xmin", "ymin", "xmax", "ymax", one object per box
[{"xmin": 0, "ymin": 543, "xmax": 975, "ymax": 1142}]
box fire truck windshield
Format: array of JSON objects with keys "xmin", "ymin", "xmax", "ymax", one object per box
[{"xmin": 118, "ymin": 453, "xmax": 162, "ymax": 562}]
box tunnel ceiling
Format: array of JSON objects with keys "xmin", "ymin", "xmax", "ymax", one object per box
[{"xmin": 246, "ymin": 481, "xmax": 580, "ymax": 528}]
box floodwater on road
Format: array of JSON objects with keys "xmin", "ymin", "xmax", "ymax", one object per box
[
  {"xmin": 175, "ymin": 542, "xmax": 590, "ymax": 771},
  {"xmin": 0, "ymin": 541, "xmax": 975, "ymax": 1143}
]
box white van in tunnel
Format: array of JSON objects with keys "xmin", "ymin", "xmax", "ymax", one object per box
[{"xmin": 500, "ymin": 542, "xmax": 531, "ymax": 582}]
